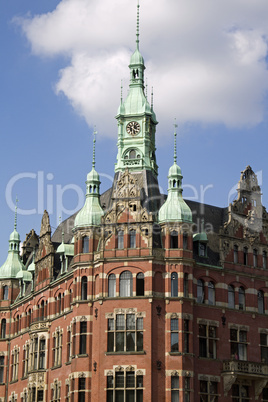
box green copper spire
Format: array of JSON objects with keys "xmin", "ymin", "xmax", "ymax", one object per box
[
  {"xmin": 158, "ymin": 125, "xmax": 192, "ymax": 224},
  {"xmin": 74, "ymin": 129, "xmax": 104, "ymax": 228},
  {"xmin": 0, "ymin": 200, "xmax": 25, "ymax": 278},
  {"xmin": 115, "ymin": 1, "xmax": 158, "ymax": 176}
]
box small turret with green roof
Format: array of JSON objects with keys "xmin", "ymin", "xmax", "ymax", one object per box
[
  {"xmin": 0, "ymin": 199, "xmax": 25, "ymax": 279},
  {"xmin": 74, "ymin": 128, "xmax": 104, "ymax": 229},
  {"xmin": 158, "ymin": 122, "xmax": 192, "ymax": 223}
]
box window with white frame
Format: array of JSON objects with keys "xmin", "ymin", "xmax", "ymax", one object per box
[
  {"xmin": 107, "ymin": 313, "xmax": 143, "ymax": 353},
  {"xmin": 52, "ymin": 331, "xmax": 62, "ymax": 367},
  {"xmin": 11, "ymin": 348, "xmax": 19, "ymax": 381},
  {"xmin": 31, "ymin": 336, "xmax": 46, "ymax": 371},
  {"xmin": 200, "ymin": 380, "xmax": 218, "ymax": 401},
  {"xmin": 106, "ymin": 370, "xmax": 143, "ymax": 402},
  {"xmin": 52, "ymin": 381, "xmax": 61, "ymax": 402},
  {"xmin": 199, "ymin": 324, "xmax": 217, "ymax": 359},
  {"xmin": 230, "ymin": 328, "xmax": 247, "ymax": 360},
  {"xmin": 67, "ymin": 329, "xmax": 72, "ymax": 362},
  {"xmin": 23, "ymin": 343, "xmax": 30, "ymax": 377},
  {"xmin": 119, "ymin": 271, "xmax": 133, "ymax": 297},
  {"xmin": 170, "ymin": 318, "xmax": 179, "ymax": 352},
  {"xmin": 108, "ymin": 274, "xmax": 116, "ymax": 297}
]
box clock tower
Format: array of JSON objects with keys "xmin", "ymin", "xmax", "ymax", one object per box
[{"xmin": 114, "ymin": 1, "xmax": 158, "ymax": 178}]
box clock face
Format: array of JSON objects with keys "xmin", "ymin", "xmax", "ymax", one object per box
[{"xmin": 126, "ymin": 121, "xmax": 140, "ymax": 136}]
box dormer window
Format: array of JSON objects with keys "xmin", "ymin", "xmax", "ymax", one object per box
[{"xmin": 199, "ymin": 243, "xmax": 207, "ymax": 257}]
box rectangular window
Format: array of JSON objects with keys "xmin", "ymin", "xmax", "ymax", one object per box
[
  {"xmin": 117, "ymin": 231, "xmax": 124, "ymax": 250},
  {"xmin": 184, "ymin": 319, "xmax": 190, "ymax": 353},
  {"xmin": 107, "ymin": 314, "xmax": 143, "ymax": 353},
  {"xmin": 107, "ymin": 372, "xmax": 143, "ymax": 402},
  {"xmin": 67, "ymin": 330, "xmax": 71, "ymax": 362},
  {"xmin": 129, "ymin": 231, "xmax": 136, "ymax": 248},
  {"xmin": 39, "ymin": 339, "xmax": 46, "ymax": 369},
  {"xmin": 199, "ymin": 324, "xmax": 217, "ymax": 359},
  {"xmin": 78, "ymin": 378, "xmax": 86, "ymax": 402},
  {"xmin": 184, "ymin": 377, "xmax": 190, "ymax": 402},
  {"xmin": 0, "ymin": 356, "xmax": 4, "ymax": 383},
  {"xmin": 80, "ymin": 322, "xmax": 87, "ymax": 355},
  {"xmin": 230, "ymin": 329, "xmax": 247, "ymax": 361},
  {"xmin": 170, "ymin": 318, "xmax": 179, "ymax": 352},
  {"xmin": 260, "ymin": 333, "xmax": 268, "ymax": 363},
  {"xmin": 171, "ymin": 376, "xmax": 179, "ymax": 402},
  {"xmin": 200, "ymin": 380, "xmax": 218, "ymax": 401}
]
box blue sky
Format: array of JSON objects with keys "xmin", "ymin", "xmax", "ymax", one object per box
[{"xmin": 1, "ymin": 0, "xmax": 268, "ymax": 260}]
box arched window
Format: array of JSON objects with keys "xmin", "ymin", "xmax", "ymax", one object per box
[
  {"xmin": 136, "ymin": 272, "xmax": 144, "ymax": 296},
  {"xmin": 171, "ymin": 272, "xmax": 178, "ymax": 297},
  {"xmin": 234, "ymin": 245, "xmax": 238, "ymax": 264},
  {"xmin": 82, "ymin": 236, "xmax": 89, "ymax": 253},
  {"xmin": 117, "ymin": 230, "xmax": 124, "ymax": 250},
  {"xmin": 170, "ymin": 231, "xmax": 178, "ymax": 249},
  {"xmin": 208, "ymin": 282, "xmax": 215, "ymax": 305},
  {"xmin": 239, "ymin": 287, "xmax": 245, "ymax": 310},
  {"xmin": 119, "ymin": 271, "xmax": 133, "ymax": 297},
  {"xmin": 108, "ymin": 274, "xmax": 116, "ymax": 297},
  {"xmin": 1, "ymin": 319, "xmax": 6, "ymax": 339},
  {"xmin": 243, "ymin": 247, "xmax": 248, "ymax": 265},
  {"xmin": 183, "ymin": 233, "xmax": 188, "ymax": 250},
  {"xmin": 129, "ymin": 150, "xmax": 136, "ymax": 159},
  {"xmin": 129, "ymin": 230, "xmax": 136, "ymax": 249},
  {"xmin": 183, "ymin": 273, "xmax": 189, "ymax": 298},
  {"xmin": 40, "ymin": 300, "xmax": 45, "ymax": 321},
  {"xmin": 197, "ymin": 279, "xmax": 204, "ymax": 304},
  {"xmin": 263, "ymin": 251, "xmax": 267, "ymax": 269},
  {"xmin": 81, "ymin": 276, "xmax": 87, "ymax": 301},
  {"xmin": 57, "ymin": 294, "xmax": 63, "ymax": 315},
  {"xmin": 2, "ymin": 286, "xmax": 8, "ymax": 301},
  {"xmin": 27, "ymin": 309, "xmax": 32, "ymax": 328},
  {"xmin": 253, "ymin": 249, "xmax": 258, "ymax": 268},
  {"xmin": 228, "ymin": 285, "xmax": 235, "ymax": 308},
  {"xmin": 258, "ymin": 290, "xmax": 265, "ymax": 314}
]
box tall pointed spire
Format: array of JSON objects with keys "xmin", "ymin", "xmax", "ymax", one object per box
[
  {"xmin": 14, "ymin": 196, "xmax": 18, "ymax": 231},
  {"xmin": 136, "ymin": 0, "xmax": 140, "ymax": 50},
  {"xmin": 173, "ymin": 119, "xmax": 178, "ymax": 164},
  {"xmin": 92, "ymin": 126, "xmax": 97, "ymax": 169}
]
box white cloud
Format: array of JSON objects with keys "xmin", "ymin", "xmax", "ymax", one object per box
[{"xmin": 16, "ymin": 0, "xmax": 268, "ymax": 138}]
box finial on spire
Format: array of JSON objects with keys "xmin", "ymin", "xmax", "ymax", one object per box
[
  {"xmin": 146, "ymin": 78, "xmax": 148, "ymax": 99},
  {"xmin": 92, "ymin": 126, "xmax": 97, "ymax": 169},
  {"xmin": 151, "ymin": 87, "xmax": 154, "ymax": 111},
  {"xmin": 136, "ymin": 0, "xmax": 140, "ymax": 50},
  {"xmin": 173, "ymin": 118, "xmax": 178, "ymax": 164},
  {"xmin": 121, "ymin": 80, "xmax": 123, "ymax": 104},
  {"xmin": 14, "ymin": 196, "xmax": 18, "ymax": 231}
]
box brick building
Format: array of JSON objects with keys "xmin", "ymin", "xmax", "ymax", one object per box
[{"xmin": 1, "ymin": 3, "xmax": 268, "ymax": 402}]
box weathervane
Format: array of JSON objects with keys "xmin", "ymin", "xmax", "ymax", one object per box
[
  {"xmin": 14, "ymin": 196, "xmax": 19, "ymax": 231},
  {"xmin": 92, "ymin": 126, "xmax": 97, "ymax": 169}
]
